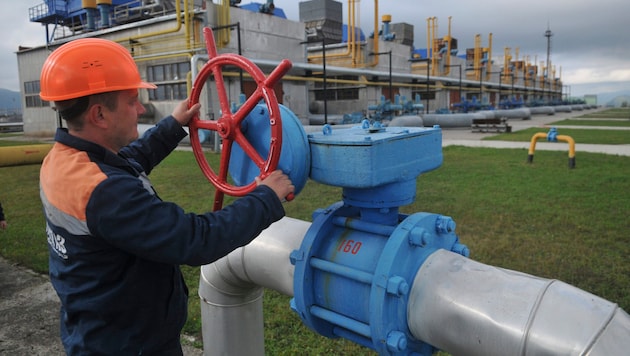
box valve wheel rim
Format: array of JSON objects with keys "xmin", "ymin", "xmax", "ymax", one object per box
[{"xmin": 188, "ymin": 28, "xmax": 290, "ymax": 210}]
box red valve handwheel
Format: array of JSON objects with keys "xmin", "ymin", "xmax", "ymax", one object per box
[{"xmin": 189, "ymin": 27, "xmax": 293, "ymax": 211}]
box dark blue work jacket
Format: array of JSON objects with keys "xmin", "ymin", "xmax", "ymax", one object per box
[{"xmin": 40, "ymin": 117, "xmax": 284, "ymax": 354}]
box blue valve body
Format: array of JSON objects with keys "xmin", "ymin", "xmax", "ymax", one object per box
[{"xmin": 291, "ymin": 202, "xmax": 468, "ymax": 355}]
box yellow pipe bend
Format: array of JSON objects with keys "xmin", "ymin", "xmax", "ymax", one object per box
[
  {"xmin": 528, "ymin": 132, "xmax": 547, "ymax": 155},
  {"xmin": 556, "ymin": 134, "xmax": 576, "ymax": 159}
]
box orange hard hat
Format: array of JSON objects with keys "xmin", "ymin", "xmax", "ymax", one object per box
[{"xmin": 40, "ymin": 38, "xmax": 156, "ymax": 101}]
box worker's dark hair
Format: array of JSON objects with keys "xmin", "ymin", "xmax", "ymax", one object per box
[{"xmin": 53, "ymin": 91, "xmax": 120, "ymax": 130}]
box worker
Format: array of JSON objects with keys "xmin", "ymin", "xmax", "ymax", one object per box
[
  {"xmin": 39, "ymin": 38, "xmax": 294, "ymax": 355},
  {"xmin": 0, "ymin": 201, "xmax": 6, "ymax": 230}
]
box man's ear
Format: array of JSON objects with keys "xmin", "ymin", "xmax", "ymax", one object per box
[{"xmin": 85, "ymin": 104, "xmax": 108, "ymax": 129}]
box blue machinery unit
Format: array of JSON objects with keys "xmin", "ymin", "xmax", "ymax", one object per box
[
  {"xmin": 201, "ymin": 101, "xmax": 630, "ymax": 356},
  {"xmin": 225, "ymin": 103, "xmax": 470, "ymax": 354},
  {"xmin": 290, "ymin": 121, "xmax": 468, "ymax": 354}
]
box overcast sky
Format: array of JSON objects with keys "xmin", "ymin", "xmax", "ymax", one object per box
[{"xmin": 2, "ymin": 1, "xmax": 628, "ymax": 98}]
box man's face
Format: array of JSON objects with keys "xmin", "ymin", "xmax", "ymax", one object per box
[{"xmin": 104, "ymin": 89, "xmax": 146, "ymax": 151}]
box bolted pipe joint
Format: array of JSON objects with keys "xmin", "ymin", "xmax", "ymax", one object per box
[{"xmin": 291, "ymin": 203, "xmax": 468, "ymax": 355}]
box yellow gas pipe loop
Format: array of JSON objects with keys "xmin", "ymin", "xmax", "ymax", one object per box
[{"xmin": 527, "ymin": 132, "xmax": 576, "ymax": 169}]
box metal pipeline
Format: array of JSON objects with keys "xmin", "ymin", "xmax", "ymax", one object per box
[
  {"xmin": 198, "ymin": 217, "xmax": 310, "ymax": 356},
  {"xmin": 200, "ymin": 216, "xmax": 629, "ymax": 355},
  {"xmin": 421, "ymin": 113, "xmax": 485, "ymax": 128},
  {"xmin": 408, "ymin": 249, "xmax": 630, "ymax": 356}
]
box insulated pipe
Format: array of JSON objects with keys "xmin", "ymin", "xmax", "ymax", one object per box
[
  {"xmin": 421, "ymin": 113, "xmax": 484, "ymax": 128},
  {"xmin": 198, "ymin": 217, "xmax": 311, "ymax": 356},
  {"xmin": 200, "ymin": 216, "xmax": 630, "ymax": 355},
  {"xmin": 0, "ymin": 144, "xmax": 53, "ymax": 167},
  {"xmin": 529, "ymin": 106, "xmax": 555, "ymax": 115},
  {"xmin": 407, "ymin": 249, "xmax": 630, "ymax": 356},
  {"xmin": 494, "ymin": 108, "xmax": 532, "ymax": 120},
  {"xmin": 387, "ymin": 115, "xmax": 424, "ymax": 127}
]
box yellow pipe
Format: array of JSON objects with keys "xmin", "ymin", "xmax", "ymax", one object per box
[
  {"xmin": 308, "ymin": 0, "xmax": 356, "ymax": 63},
  {"xmin": 431, "ymin": 17, "xmax": 438, "ymax": 76},
  {"xmin": 369, "ymin": 0, "xmax": 379, "ymax": 67},
  {"xmin": 474, "ymin": 34, "xmax": 481, "ymax": 81},
  {"xmin": 485, "ymin": 33, "xmax": 492, "ymax": 80},
  {"xmin": 528, "ymin": 132, "xmax": 548, "ymax": 156},
  {"xmin": 116, "ymin": 0, "xmax": 185, "ymax": 45},
  {"xmin": 527, "ymin": 132, "xmax": 576, "ymax": 168},
  {"xmin": 216, "ymin": 0, "xmax": 231, "ymax": 47},
  {"xmin": 82, "ymin": 0, "xmax": 96, "ymax": 8},
  {"xmin": 557, "ymin": 135, "xmax": 576, "ymax": 159},
  {"xmin": 0, "ymin": 144, "xmax": 53, "ymax": 167}
]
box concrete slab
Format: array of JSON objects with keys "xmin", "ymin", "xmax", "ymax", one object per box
[{"xmin": 441, "ymin": 108, "xmax": 630, "ymax": 157}]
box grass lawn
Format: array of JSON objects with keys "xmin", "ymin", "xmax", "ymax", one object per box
[
  {"xmin": 551, "ymin": 119, "xmax": 630, "ymax": 127},
  {"xmin": 577, "ymin": 107, "xmax": 630, "ymax": 119},
  {"xmin": 484, "ymin": 127, "xmax": 630, "ymax": 144},
  {"xmin": 1, "ymin": 142, "xmax": 628, "ymax": 354}
]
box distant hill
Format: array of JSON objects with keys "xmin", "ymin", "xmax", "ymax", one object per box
[
  {"xmin": 0, "ymin": 88, "xmax": 21, "ymax": 114},
  {"xmin": 605, "ymin": 95, "xmax": 630, "ymax": 107},
  {"xmin": 596, "ymin": 89, "xmax": 630, "ymax": 107}
]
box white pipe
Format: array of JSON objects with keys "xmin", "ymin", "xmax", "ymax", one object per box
[
  {"xmin": 198, "ymin": 217, "xmax": 311, "ymax": 355},
  {"xmin": 407, "ymin": 249, "xmax": 630, "ymax": 355},
  {"xmin": 199, "ymin": 220, "xmax": 630, "ymax": 355}
]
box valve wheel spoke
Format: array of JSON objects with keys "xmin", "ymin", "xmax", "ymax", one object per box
[{"xmin": 187, "ymin": 27, "xmax": 292, "ymax": 210}]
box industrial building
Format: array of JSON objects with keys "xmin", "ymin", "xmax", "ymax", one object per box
[{"xmin": 17, "ymin": 0, "xmax": 564, "ymax": 136}]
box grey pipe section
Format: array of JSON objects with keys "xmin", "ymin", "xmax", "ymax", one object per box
[
  {"xmin": 198, "ymin": 217, "xmax": 311, "ymax": 355},
  {"xmin": 388, "ymin": 115, "xmax": 424, "ymax": 127},
  {"xmin": 199, "ymin": 218, "xmax": 629, "ymax": 355},
  {"xmin": 494, "ymin": 108, "xmax": 532, "ymax": 120},
  {"xmin": 554, "ymin": 105, "xmax": 573, "ymax": 113},
  {"xmin": 529, "ymin": 106, "xmax": 555, "ymax": 115},
  {"xmin": 408, "ymin": 249, "xmax": 630, "ymax": 356},
  {"xmin": 421, "ymin": 113, "xmax": 484, "ymax": 127}
]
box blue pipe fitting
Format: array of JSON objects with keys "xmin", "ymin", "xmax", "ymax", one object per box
[
  {"xmin": 290, "ymin": 202, "xmax": 468, "ymax": 355},
  {"xmin": 547, "ymin": 127, "xmax": 558, "ymax": 142}
]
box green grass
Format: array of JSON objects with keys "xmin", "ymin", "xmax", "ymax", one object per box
[
  {"xmin": 0, "ymin": 138, "xmax": 46, "ymax": 146},
  {"xmin": 485, "ymin": 107, "xmax": 630, "ymax": 143},
  {"xmin": 485, "ymin": 127, "xmax": 630, "ymax": 144},
  {"xmin": 577, "ymin": 107, "xmax": 630, "ymax": 119},
  {"xmin": 551, "ymin": 119, "xmax": 630, "ymax": 127},
  {"xmin": 1, "ymin": 144, "xmax": 629, "ymax": 355}
]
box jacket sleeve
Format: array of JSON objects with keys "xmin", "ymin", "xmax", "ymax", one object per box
[
  {"xmin": 85, "ymin": 174, "xmax": 286, "ymax": 266},
  {"xmin": 119, "ymin": 116, "xmax": 187, "ymax": 175}
]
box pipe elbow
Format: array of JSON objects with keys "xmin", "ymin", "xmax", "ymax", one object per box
[{"xmin": 199, "ymin": 250, "xmax": 262, "ymax": 306}]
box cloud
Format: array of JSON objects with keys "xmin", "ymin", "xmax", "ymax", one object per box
[{"xmin": 2, "ymin": 0, "xmax": 629, "ymax": 99}]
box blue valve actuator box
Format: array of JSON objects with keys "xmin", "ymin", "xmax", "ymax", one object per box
[{"xmin": 307, "ymin": 125, "xmax": 443, "ymax": 188}]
